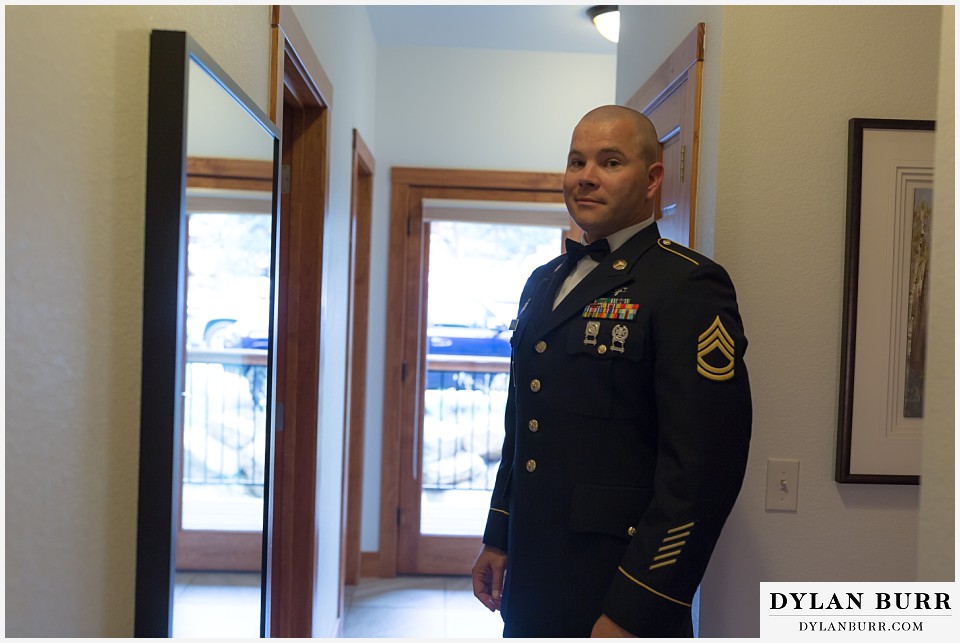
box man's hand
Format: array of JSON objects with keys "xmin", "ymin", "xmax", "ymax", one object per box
[
  {"xmin": 471, "ymin": 545, "xmax": 507, "ymax": 612},
  {"xmin": 590, "ymin": 614, "xmax": 635, "ymax": 638}
]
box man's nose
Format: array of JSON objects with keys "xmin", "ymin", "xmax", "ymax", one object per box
[{"xmin": 579, "ymin": 163, "xmax": 598, "ymax": 187}]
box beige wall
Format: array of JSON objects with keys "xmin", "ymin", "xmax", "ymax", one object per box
[
  {"xmin": 918, "ymin": 5, "xmax": 955, "ymax": 581},
  {"xmin": 616, "ymin": 5, "xmax": 945, "ymax": 637},
  {"xmin": 5, "ymin": 5, "xmax": 271, "ymax": 636}
]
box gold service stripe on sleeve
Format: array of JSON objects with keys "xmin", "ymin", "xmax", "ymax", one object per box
[{"xmin": 649, "ymin": 559, "xmax": 679, "ymax": 570}]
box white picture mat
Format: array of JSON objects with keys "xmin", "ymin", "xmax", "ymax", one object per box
[{"xmin": 849, "ymin": 128, "xmax": 934, "ymax": 477}]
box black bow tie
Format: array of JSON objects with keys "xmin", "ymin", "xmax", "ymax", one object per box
[{"xmin": 564, "ymin": 237, "xmax": 610, "ymax": 264}]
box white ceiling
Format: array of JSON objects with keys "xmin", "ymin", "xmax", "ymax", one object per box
[{"xmin": 364, "ymin": 5, "xmax": 617, "ymax": 56}]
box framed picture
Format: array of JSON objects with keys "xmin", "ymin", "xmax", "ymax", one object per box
[{"xmin": 836, "ymin": 118, "xmax": 935, "ymax": 484}]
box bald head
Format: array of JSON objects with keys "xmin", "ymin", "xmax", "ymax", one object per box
[
  {"xmin": 563, "ymin": 104, "xmax": 665, "ymax": 240},
  {"xmin": 577, "ymin": 105, "xmax": 659, "ymax": 167}
]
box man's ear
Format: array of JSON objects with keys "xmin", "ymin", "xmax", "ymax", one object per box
[{"xmin": 646, "ymin": 162, "xmax": 665, "ymax": 197}]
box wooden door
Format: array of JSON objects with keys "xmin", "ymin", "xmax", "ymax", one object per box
[{"xmin": 626, "ymin": 23, "xmax": 705, "ymax": 249}]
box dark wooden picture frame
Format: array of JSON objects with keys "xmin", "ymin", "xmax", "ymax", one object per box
[{"xmin": 836, "ymin": 118, "xmax": 934, "ymax": 484}]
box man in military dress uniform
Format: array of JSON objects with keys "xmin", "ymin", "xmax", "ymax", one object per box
[{"xmin": 472, "ymin": 105, "xmax": 752, "ymax": 638}]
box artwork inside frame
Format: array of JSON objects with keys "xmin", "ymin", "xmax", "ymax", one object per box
[
  {"xmin": 836, "ymin": 118, "xmax": 935, "ymax": 485},
  {"xmin": 903, "ymin": 186, "xmax": 932, "ymax": 420}
]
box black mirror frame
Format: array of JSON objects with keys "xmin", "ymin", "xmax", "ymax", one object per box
[{"xmin": 135, "ymin": 30, "xmax": 280, "ymax": 637}]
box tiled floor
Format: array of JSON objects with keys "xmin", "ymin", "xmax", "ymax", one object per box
[
  {"xmin": 344, "ymin": 576, "xmax": 504, "ymax": 638},
  {"xmin": 173, "ymin": 571, "xmax": 262, "ymax": 638},
  {"xmin": 171, "ymin": 572, "xmax": 503, "ymax": 638}
]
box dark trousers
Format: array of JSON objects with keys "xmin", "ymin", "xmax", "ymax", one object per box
[{"xmin": 502, "ymin": 612, "xmax": 694, "ymax": 638}]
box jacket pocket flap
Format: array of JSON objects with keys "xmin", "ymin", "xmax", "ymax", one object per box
[{"xmin": 568, "ymin": 484, "xmax": 652, "ymax": 540}]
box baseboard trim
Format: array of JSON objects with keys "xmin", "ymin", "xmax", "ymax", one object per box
[{"xmin": 360, "ymin": 551, "xmax": 382, "ymax": 578}]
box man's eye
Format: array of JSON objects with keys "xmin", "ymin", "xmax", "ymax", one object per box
[
  {"xmin": 568, "ymin": 159, "xmax": 584, "ymax": 168},
  {"xmin": 605, "ymin": 159, "xmax": 621, "ymax": 168}
]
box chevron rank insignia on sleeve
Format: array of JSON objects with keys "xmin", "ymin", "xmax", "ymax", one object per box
[{"xmin": 697, "ymin": 316, "xmax": 735, "ymax": 381}]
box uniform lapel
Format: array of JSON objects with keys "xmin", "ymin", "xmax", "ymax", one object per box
[
  {"xmin": 513, "ymin": 267, "xmax": 557, "ymax": 347},
  {"xmin": 532, "ymin": 223, "xmax": 661, "ymax": 339}
]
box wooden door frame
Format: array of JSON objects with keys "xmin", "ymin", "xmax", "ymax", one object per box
[
  {"xmin": 342, "ymin": 130, "xmax": 376, "ymax": 589},
  {"xmin": 626, "ymin": 22, "xmax": 704, "ymax": 249},
  {"xmin": 379, "ymin": 168, "xmax": 565, "ymax": 577},
  {"xmin": 268, "ymin": 5, "xmax": 334, "ymax": 637}
]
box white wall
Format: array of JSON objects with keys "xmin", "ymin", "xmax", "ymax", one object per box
[
  {"xmin": 619, "ymin": 5, "xmax": 945, "ymax": 637},
  {"xmin": 5, "ymin": 5, "xmax": 272, "ymax": 636},
  {"xmin": 289, "ymin": 5, "xmax": 379, "ymax": 637},
  {"xmin": 361, "ymin": 45, "xmax": 617, "ymax": 550}
]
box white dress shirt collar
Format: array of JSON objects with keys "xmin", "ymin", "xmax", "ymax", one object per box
[{"xmin": 581, "ymin": 216, "xmax": 656, "ymax": 252}]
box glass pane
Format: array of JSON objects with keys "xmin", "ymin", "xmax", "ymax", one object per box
[
  {"xmin": 421, "ymin": 220, "xmax": 563, "ymax": 536},
  {"xmin": 182, "ymin": 211, "xmax": 271, "ymax": 532}
]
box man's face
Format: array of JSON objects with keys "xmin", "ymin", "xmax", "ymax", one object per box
[{"xmin": 562, "ymin": 116, "xmax": 664, "ymax": 242}]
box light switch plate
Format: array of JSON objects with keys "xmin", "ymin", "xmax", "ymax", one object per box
[{"xmin": 765, "ymin": 458, "xmax": 800, "ymax": 512}]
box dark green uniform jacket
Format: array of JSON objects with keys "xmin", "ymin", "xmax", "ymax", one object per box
[{"xmin": 482, "ymin": 222, "xmax": 752, "ymax": 637}]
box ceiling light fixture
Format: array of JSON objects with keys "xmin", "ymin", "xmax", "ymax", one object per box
[{"xmin": 587, "ymin": 5, "xmax": 620, "ymax": 44}]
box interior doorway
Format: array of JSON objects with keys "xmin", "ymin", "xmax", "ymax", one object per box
[
  {"xmin": 343, "ymin": 129, "xmax": 376, "ymax": 588},
  {"xmin": 410, "ymin": 210, "xmax": 570, "ymax": 564},
  {"xmin": 380, "ymin": 168, "xmax": 572, "ymax": 576}
]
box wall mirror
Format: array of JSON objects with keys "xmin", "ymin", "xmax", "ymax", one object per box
[{"xmin": 136, "ymin": 30, "xmax": 280, "ymax": 637}]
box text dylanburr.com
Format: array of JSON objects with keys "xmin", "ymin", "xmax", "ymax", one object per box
[{"xmin": 760, "ymin": 582, "xmax": 955, "ymax": 638}]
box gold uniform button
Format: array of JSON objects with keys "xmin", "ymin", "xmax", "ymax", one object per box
[
  {"xmin": 597, "ymin": 345, "xmax": 607, "ymax": 354},
  {"xmin": 613, "ymin": 259, "xmax": 628, "ymax": 270},
  {"xmin": 530, "ymin": 379, "xmax": 541, "ymax": 392},
  {"xmin": 662, "ymin": 239, "xmax": 672, "ymax": 246},
  {"xmin": 627, "ymin": 526, "xmax": 637, "ymax": 537},
  {"xmin": 535, "ymin": 340, "xmax": 547, "ymax": 353},
  {"xmin": 526, "ymin": 459, "xmax": 537, "ymax": 472},
  {"xmin": 528, "ymin": 419, "xmax": 539, "ymax": 432}
]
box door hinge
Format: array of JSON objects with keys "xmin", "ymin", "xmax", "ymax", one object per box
[
  {"xmin": 680, "ymin": 145, "xmax": 686, "ymax": 183},
  {"xmin": 406, "ymin": 216, "xmax": 412, "ymax": 236},
  {"xmin": 396, "ymin": 507, "xmax": 403, "ymax": 526},
  {"xmin": 280, "ymin": 164, "xmax": 291, "ymax": 195},
  {"xmin": 401, "ymin": 361, "xmax": 407, "ymax": 381},
  {"xmin": 275, "ymin": 402, "xmax": 284, "ymax": 433}
]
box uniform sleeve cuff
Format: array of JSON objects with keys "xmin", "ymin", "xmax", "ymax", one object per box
[
  {"xmin": 481, "ymin": 508, "xmax": 509, "ymax": 551},
  {"xmin": 601, "ymin": 567, "xmax": 691, "ymax": 636}
]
